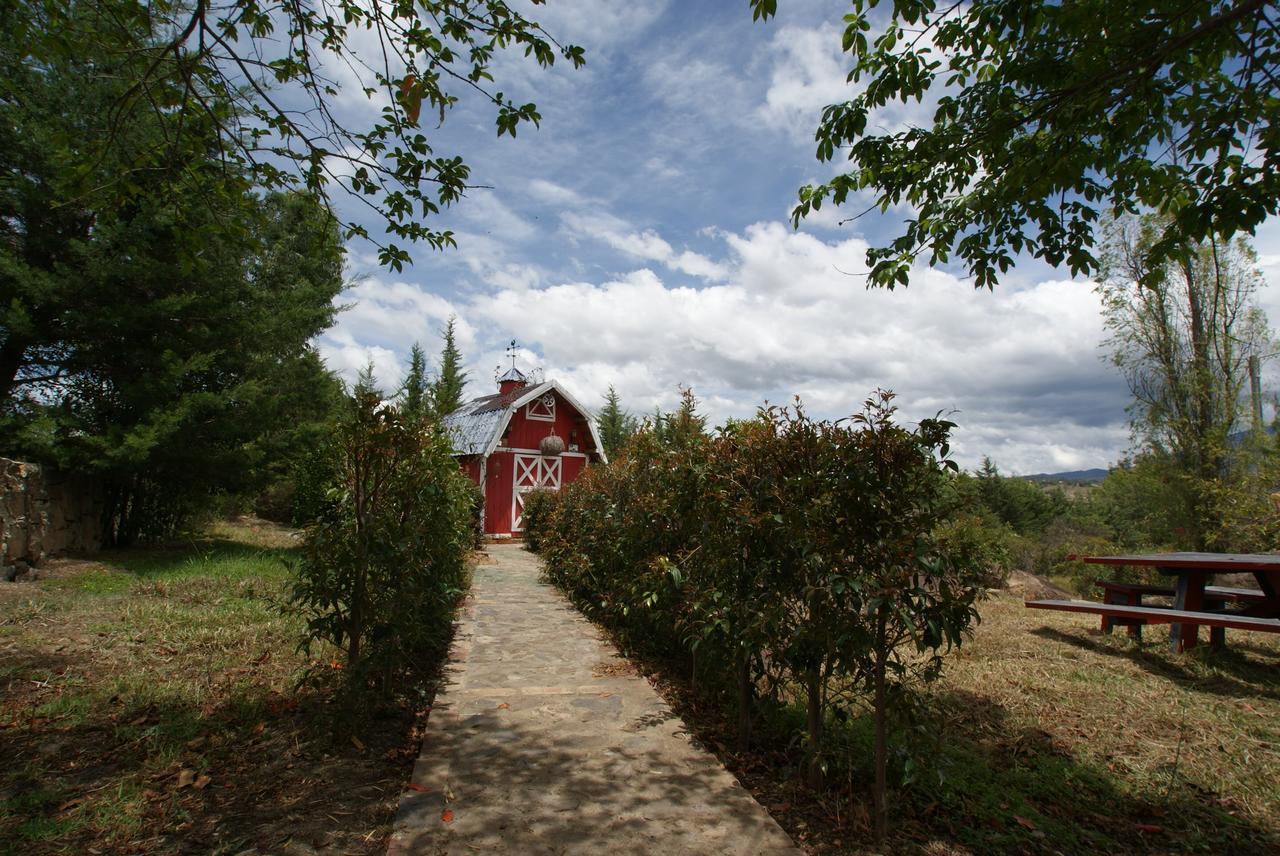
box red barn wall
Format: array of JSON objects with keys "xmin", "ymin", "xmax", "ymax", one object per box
[{"xmin": 502, "ymin": 389, "xmax": 599, "ymax": 457}]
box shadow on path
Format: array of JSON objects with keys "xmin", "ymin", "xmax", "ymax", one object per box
[{"xmin": 388, "ymin": 544, "xmax": 796, "ymax": 855}]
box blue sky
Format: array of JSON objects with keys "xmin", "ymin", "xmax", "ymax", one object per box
[{"xmin": 310, "ymin": 0, "xmax": 1280, "ymax": 475}]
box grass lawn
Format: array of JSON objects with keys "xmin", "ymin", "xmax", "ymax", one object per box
[
  {"xmin": 643, "ymin": 581, "xmax": 1280, "ymax": 855},
  {"xmin": 0, "ymin": 518, "xmax": 426, "ymax": 855}
]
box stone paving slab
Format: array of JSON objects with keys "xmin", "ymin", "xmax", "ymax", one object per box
[{"xmin": 388, "ymin": 544, "xmax": 799, "ymax": 855}]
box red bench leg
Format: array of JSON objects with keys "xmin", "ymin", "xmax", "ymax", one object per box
[{"xmin": 1171, "ymin": 576, "xmax": 1204, "ymax": 653}]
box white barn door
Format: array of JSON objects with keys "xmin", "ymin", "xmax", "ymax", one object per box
[{"xmin": 511, "ymin": 454, "xmax": 562, "ymax": 532}]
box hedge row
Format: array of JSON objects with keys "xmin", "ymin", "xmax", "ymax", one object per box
[{"xmin": 525, "ymin": 391, "xmax": 998, "ymax": 840}]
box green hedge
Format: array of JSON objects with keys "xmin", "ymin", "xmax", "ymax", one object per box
[{"xmin": 527, "ymin": 391, "xmax": 998, "ymax": 836}]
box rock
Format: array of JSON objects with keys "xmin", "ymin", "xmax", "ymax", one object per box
[{"xmin": 1, "ymin": 457, "xmax": 103, "ymax": 577}]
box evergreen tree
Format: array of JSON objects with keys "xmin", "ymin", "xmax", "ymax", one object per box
[
  {"xmin": 429, "ymin": 317, "xmax": 467, "ymax": 418},
  {"xmin": 655, "ymin": 388, "xmax": 707, "ymax": 448},
  {"xmin": 355, "ymin": 362, "xmax": 382, "ymax": 399},
  {"xmin": 596, "ymin": 385, "xmax": 638, "ymax": 459},
  {"xmin": 0, "ymin": 24, "xmax": 348, "ymax": 545},
  {"xmin": 401, "ymin": 343, "xmax": 428, "ymax": 421}
]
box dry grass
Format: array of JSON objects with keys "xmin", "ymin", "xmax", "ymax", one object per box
[
  {"xmin": 0, "ymin": 518, "xmax": 425, "ymax": 855},
  {"xmin": 628, "ymin": 586, "xmax": 1280, "ymax": 855},
  {"xmin": 909, "ymin": 591, "xmax": 1280, "ymax": 853}
]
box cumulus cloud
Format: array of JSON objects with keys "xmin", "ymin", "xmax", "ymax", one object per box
[
  {"xmin": 450, "ymin": 219, "xmax": 1126, "ymax": 472},
  {"xmin": 756, "ymin": 20, "xmax": 953, "ymax": 148},
  {"xmin": 322, "ymin": 210, "xmax": 1133, "ymax": 472},
  {"xmin": 756, "ymin": 24, "xmax": 850, "ymax": 136}
]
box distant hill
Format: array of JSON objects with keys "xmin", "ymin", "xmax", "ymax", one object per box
[{"xmin": 1020, "ymin": 468, "xmax": 1109, "ymax": 484}]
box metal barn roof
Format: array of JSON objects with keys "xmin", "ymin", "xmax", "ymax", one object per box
[{"xmin": 440, "ymin": 381, "xmax": 608, "ymax": 462}]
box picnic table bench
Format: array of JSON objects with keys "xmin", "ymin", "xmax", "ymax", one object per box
[
  {"xmin": 1094, "ymin": 580, "xmax": 1269, "ymax": 643},
  {"xmin": 1025, "ymin": 552, "xmax": 1280, "ymax": 653}
]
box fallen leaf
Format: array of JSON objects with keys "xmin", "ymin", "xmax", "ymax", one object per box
[
  {"xmin": 176, "ymin": 769, "xmax": 196, "ymax": 789},
  {"xmin": 1135, "ymin": 823, "xmax": 1163, "ymax": 834},
  {"xmin": 130, "ymin": 715, "xmax": 148, "ymax": 726},
  {"xmin": 351, "ymin": 735, "xmax": 366, "ymax": 751},
  {"xmin": 405, "ymin": 783, "xmax": 429, "ymax": 793},
  {"xmin": 1013, "ymin": 815, "xmax": 1037, "ymax": 831},
  {"xmin": 57, "ymin": 797, "xmax": 83, "ymax": 812},
  {"xmin": 253, "ymin": 722, "xmax": 265, "ymax": 734},
  {"xmin": 441, "ymin": 809, "xmax": 455, "ymax": 823},
  {"xmin": 193, "ymin": 775, "xmax": 211, "ymax": 790}
]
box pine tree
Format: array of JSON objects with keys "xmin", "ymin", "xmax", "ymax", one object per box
[
  {"xmin": 666, "ymin": 387, "xmax": 708, "ymax": 446},
  {"xmin": 597, "ymin": 385, "xmax": 638, "ymax": 459},
  {"xmin": 355, "ymin": 362, "xmax": 382, "ymax": 399},
  {"xmin": 429, "ymin": 317, "xmax": 467, "ymax": 418},
  {"xmin": 401, "ymin": 343, "xmax": 428, "ymax": 421}
]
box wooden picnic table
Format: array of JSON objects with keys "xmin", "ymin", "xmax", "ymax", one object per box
[{"xmin": 1081, "ymin": 553, "xmax": 1280, "ymax": 653}]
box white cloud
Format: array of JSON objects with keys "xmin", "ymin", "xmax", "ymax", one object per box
[
  {"xmin": 454, "ymin": 218, "xmax": 1128, "ymax": 472},
  {"xmin": 316, "ymin": 277, "xmax": 468, "ymax": 386},
  {"xmin": 511, "ymin": 0, "xmax": 670, "ymax": 51},
  {"xmin": 561, "ymin": 212, "xmax": 729, "ymax": 280},
  {"xmin": 756, "ymin": 21, "xmax": 949, "ymax": 146},
  {"xmin": 316, "ymin": 328, "xmax": 402, "ymax": 391},
  {"xmin": 526, "ymin": 179, "xmax": 587, "ymax": 208},
  {"xmin": 756, "ymin": 24, "xmax": 850, "ymax": 135},
  {"xmin": 458, "ymin": 191, "xmax": 540, "ymax": 243}
]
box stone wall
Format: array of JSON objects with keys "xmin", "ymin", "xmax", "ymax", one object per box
[{"xmin": 1, "ymin": 458, "xmax": 102, "ymax": 580}]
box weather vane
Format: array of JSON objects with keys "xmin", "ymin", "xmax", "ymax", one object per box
[{"xmin": 495, "ymin": 339, "xmax": 521, "ymax": 382}]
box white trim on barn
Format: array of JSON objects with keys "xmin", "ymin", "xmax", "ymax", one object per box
[
  {"xmin": 494, "ymin": 446, "xmax": 590, "ymax": 458},
  {"xmin": 479, "ymin": 381, "xmax": 609, "ymax": 464},
  {"xmin": 511, "ymin": 453, "xmax": 562, "ymax": 532},
  {"xmin": 525, "ymin": 392, "xmax": 556, "ymax": 422}
]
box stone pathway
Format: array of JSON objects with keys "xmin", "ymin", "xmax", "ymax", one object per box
[{"xmin": 388, "ymin": 543, "xmax": 798, "ymax": 855}]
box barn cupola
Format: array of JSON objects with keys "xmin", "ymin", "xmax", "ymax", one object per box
[
  {"xmin": 497, "ymin": 339, "xmax": 529, "ymax": 396},
  {"xmin": 497, "ymin": 365, "xmax": 528, "ymax": 396}
]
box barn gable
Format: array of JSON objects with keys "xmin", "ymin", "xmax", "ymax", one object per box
[
  {"xmin": 441, "ymin": 375, "xmax": 607, "ymax": 537},
  {"xmin": 442, "ymin": 380, "xmax": 608, "ymax": 463}
]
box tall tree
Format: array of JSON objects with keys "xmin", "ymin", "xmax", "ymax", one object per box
[
  {"xmin": 1, "ymin": 23, "xmax": 347, "ymax": 542},
  {"xmin": 758, "ymin": 0, "xmax": 1280, "ymax": 289},
  {"xmin": 15, "ymin": 0, "xmax": 584, "ymax": 270},
  {"xmin": 596, "ymin": 385, "xmax": 638, "ymax": 459},
  {"xmin": 1098, "ymin": 214, "xmax": 1274, "ymax": 548},
  {"xmin": 401, "ymin": 343, "xmax": 429, "ymax": 422},
  {"xmin": 429, "ymin": 317, "xmax": 467, "ymax": 418}
]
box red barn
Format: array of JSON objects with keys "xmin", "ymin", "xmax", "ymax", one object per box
[{"xmin": 442, "ymin": 367, "xmax": 607, "ymax": 537}]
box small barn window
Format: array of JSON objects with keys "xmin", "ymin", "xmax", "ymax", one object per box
[{"xmin": 526, "ymin": 392, "xmax": 555, "ymax": 422}]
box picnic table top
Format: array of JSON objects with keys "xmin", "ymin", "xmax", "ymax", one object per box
[{"xmin": 1081, "ymin": 552, "xmax": 1280, "ymax": 572}]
